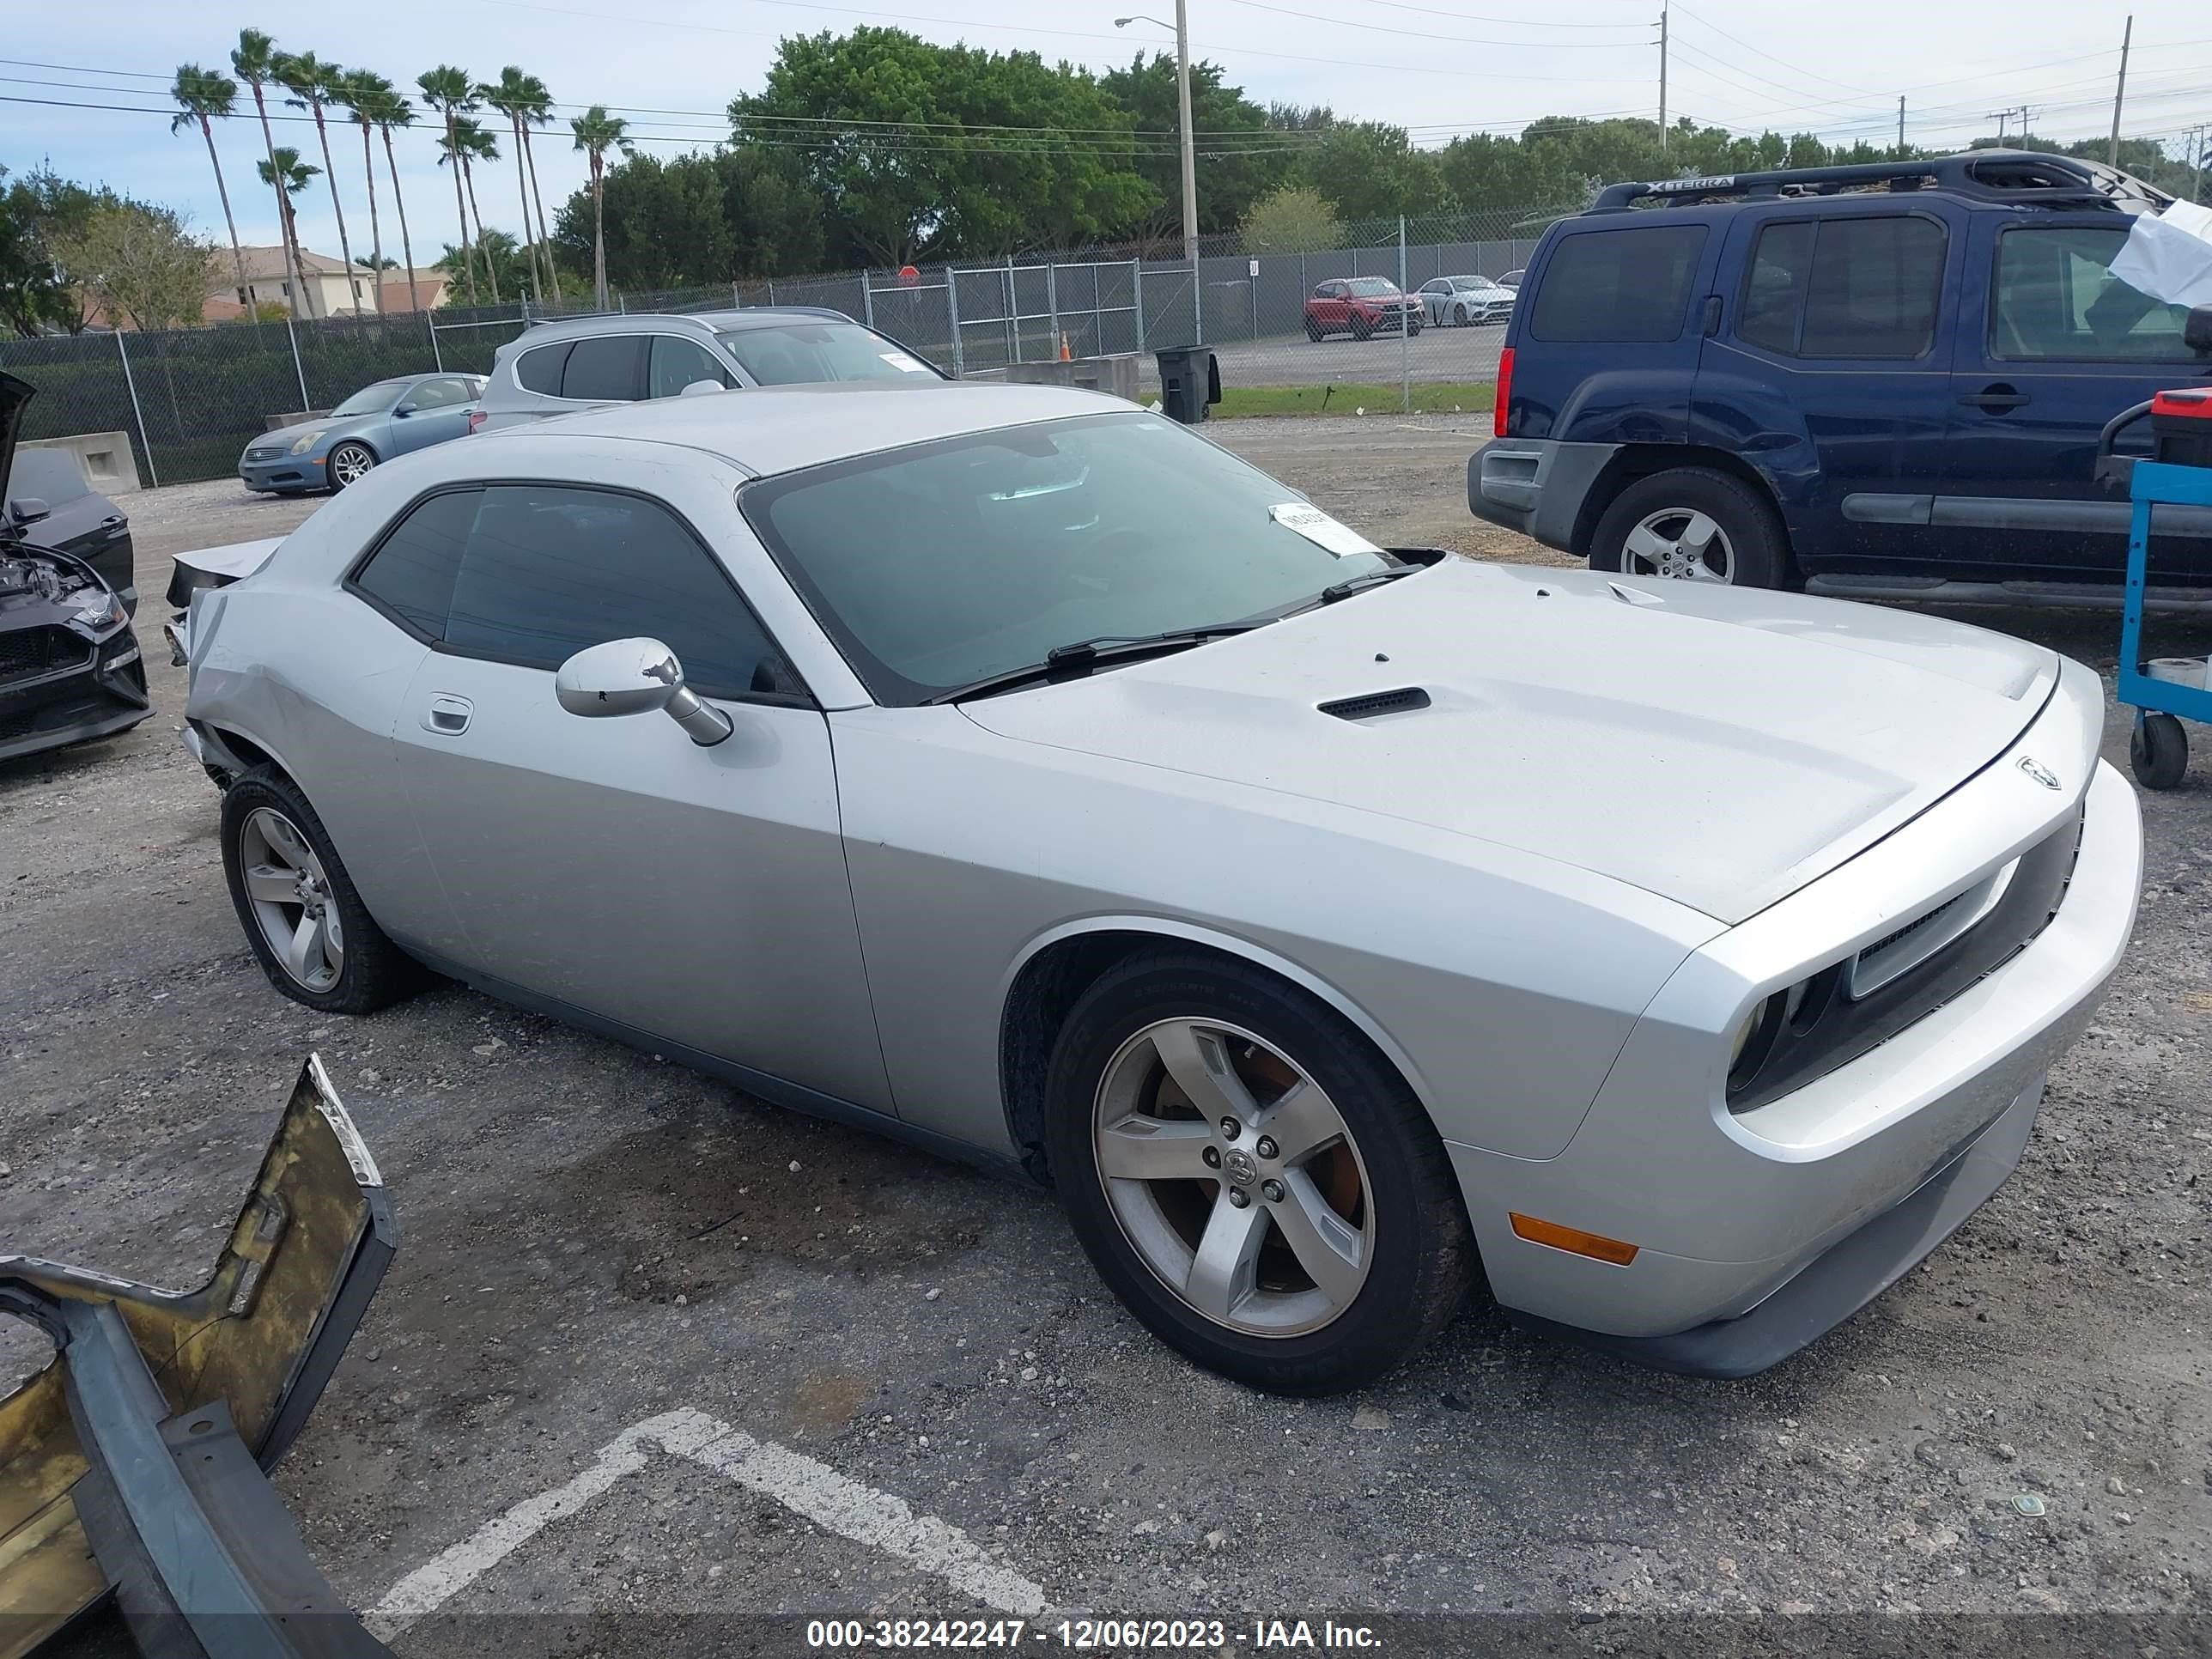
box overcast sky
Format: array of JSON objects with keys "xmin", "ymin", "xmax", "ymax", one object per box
[{"xmin": 7, "ymin": 0, "xmax": 2209, "ymax": 267}]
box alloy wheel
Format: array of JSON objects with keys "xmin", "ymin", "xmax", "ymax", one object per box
[
  {"xmin": 329, "ymin": 444, "xmax": 375, "ymax": 489},
  {"xmin": 1620, "ymin": 507, "xmax": 1736, "ymax": 582},
  {"xmin": 1092, "ymin": 1018, "xmax": 1373, "ymax": 1337},
  {"xmin": 238, "ymin": 807, "xmax": 345, "ymax": 992}
]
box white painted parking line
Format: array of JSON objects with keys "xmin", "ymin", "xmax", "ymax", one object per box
[{"xmin": 365, "ymin": 1407, "xmax": 1049, "ymax": 1638}]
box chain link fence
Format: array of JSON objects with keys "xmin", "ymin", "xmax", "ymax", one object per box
[{"xmin": 0, "ymin": 207, "xmax": 1558, "ymax": 489}]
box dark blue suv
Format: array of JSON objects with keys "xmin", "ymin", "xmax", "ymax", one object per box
[{"xmin": 1469, "ymin": 150, "xmax": 2212, "ymax": 599}]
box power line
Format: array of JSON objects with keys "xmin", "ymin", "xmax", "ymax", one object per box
[
  {"xmin": 1668, "ymin": 3, "xmax": 1881, "ymax": 98},
  {"xmin": 1214, "ymin": 0, "xmax": 1649, "ymax": 48}
]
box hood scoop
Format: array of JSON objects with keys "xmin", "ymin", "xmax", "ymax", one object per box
[
  {"xmin": 1317, "ymin": 686, "xmax": 1431, "ymax": 722},
  {"xmin": 1607, "ymin": 580, "xmax": 1667, "ymax": 608}
]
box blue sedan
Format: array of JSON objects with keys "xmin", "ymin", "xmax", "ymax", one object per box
[{"xmin": 239, "ymin": 372, "xmax": 484, "ymax": 495}]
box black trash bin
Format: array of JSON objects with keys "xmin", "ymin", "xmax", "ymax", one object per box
[{"xmin": 1154, "ymin": 346, "xmax": 1221, "ymax": 424}]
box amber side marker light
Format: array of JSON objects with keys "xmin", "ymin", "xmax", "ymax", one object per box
[{"xmin": 1509, "ymin": 1212, "xmax": 1639, "ymax": 1266}]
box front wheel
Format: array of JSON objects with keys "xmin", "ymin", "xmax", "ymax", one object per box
[
  {"xmin": 327, "ymin": 441, "xmax": 375, "ymax": 491},
  {"xmin": 1043, "ymin": 951, "xmax": 1475, "ymax": 1395},
  {"xmin": 2132, "ymin": 712, "xmax": 2189, "ymax": 789},
  {"xmin": 1304, "ymin": 318, "xmax": 1326, "ymax": 343},
  {"xmin": 1450, "ymin": 302, "xmax": 1468, "ymax": 326},
  {"xmin": 1590, "ymin": 467, "xmax": 1790, "ymax": 589},
  {"xmin": 1350, "ymin": 316, "xmax": 1373, "ymax": 341}
]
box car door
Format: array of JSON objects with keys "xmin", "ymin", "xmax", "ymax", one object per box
[
  {"xmin": 1418, "ymin": 279, "xmax": 1449, "ymax": 325},
  {"xmin": 1939, "ymin": 214, "xmax": 2212, "ymax": 581},
  {"xmin": 382, "ymin": 478, "xmax": 893, "ymax": 1112},
  {"xmin": 385, "ymin": 377, "xmax": 477, "ymax": 456},
  {"xmin": 1311, "ymin": 282, "xmax": 1348, "ymax": 329},
  {"xmin": 1691, "ymin": 206, "xmax": 1958, "ymax": 569}
]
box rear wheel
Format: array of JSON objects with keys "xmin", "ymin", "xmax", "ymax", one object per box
[
  {"xmin": 1305, "ymin": 317, "xmax": 1326, "ymax": 343},
  {"xmin": 1591, "ymin": 467, "xmax": 1790, "ymax": 590},
  {"xmin": 1044, "ymin": 951, "xmax": 1474, "ymax": 1395},
  {"xmin": 1351, "ymin": 315, "xmax": 1373, "ymax": 341}
]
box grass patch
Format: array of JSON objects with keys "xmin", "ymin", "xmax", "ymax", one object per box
[{"xmin": 1211, "ymin": 380, "xmax": 1496, "ymax": 419}]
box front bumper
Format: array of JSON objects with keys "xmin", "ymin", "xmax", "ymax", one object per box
[
  {"xmin": 1467, "ymin": 436, "xmax": 1622, "ymax": 548},
  {"xmin": 239, "ymin": 453, "xmax": 325, "ymax": 493},
  {"xmin": 1452, "ymin": 690, "xmax": 2142, "ymax": 1372},
  {"xmin": 0, "ymin": 631, "xmax": 151, "ymax": 763}
]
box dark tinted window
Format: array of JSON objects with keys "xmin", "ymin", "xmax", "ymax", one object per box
[
  {"xmin": 1799, "ymin": 216, "xmax": 1945, "ymax": 357},
  {"xmin": 648, "ymin": 333, "xmax": 735, "ymax": 398},
  {"xmin": 1530, "ymin": 225, "xmax": 1707, "ymax": 343},
  {"xmin": 1738, "ymin": 220, "xmax": 1814, "ymax": 353},
  {"xmin": 561, "ymin": 336, "xmax": 645, "ymax": 401},
  {"xmin": 515, "ymin": 342, "xmax": 571, "ymax": 395},
  {"xmin": 1993, "ymin": 225, "xmax": 2196, "ymax": 361},
  {"xmin": 404, "ymin": 376, "xmax": 475, "ymax": 410},
  {"xmin": 441, "ymin": 485, "xmax": 795, "ymax": 701},
  {"xmin": 351, "ymin": 488, "xmax": 479, "ymax": 639}
]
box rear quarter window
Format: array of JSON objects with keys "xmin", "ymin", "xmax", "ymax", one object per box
[
  {"xmin": 1529, "ymin": 224, "xmax": 1708, "ymax": 343},
  {"xmin": 514, "ymin": 342, "xmax": 571, "ymax": 396}
]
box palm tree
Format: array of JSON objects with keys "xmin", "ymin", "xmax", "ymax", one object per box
[
  {"xmin": 275, "ymin": 52, "xmax": 357, "ymax": 310},
  {"xmin": 333, "ymin": 70, "xmax": 387, "ymax": 314},
  {"xmin": 480, "ymin": 67, "xmax": 546, "ymax": 305},
  {"xmin": 256, "ymin": 146, "xmax": 322, "ymax": 316},
  {"xmin": 444, "ymin": 117, "xmax": 501, "ymax": 302},
  {"xmin": 417, "ymin": 65, "xmax": 479, "ymax": 305},
  {"xmin": 368, "ymin": 84, "xmax": 422, "ymax": 311},
  {"xmin": 171, "ymin": 63, "xmax": 249, "ymax": 310},
  {"xmin": 232, "ymin": 29, "xmax": 313, "ymax": 316},
  {"xmin": 518, "ymin": 74, "xmax": 559, "ymax": 305},
  {"xmin": 570, "ymin": 105, "xmax": 631, "ymax": 309}
]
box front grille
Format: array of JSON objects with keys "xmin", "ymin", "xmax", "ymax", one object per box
[
  {"xmin": 1728, "ymin": 802, "xmax": 2086, "ymax": 1114},
  {"xmin": 246, "ymin": 447, "xmax": 283, "ymax": 461},
  {"xmin": 0, "ymin": 627, "xmax": 88, "ymax": 685}
]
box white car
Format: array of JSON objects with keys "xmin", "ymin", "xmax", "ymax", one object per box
[{"xmin": 173, "ymin": 383, "xmax": 2142, "ymax": 1393}]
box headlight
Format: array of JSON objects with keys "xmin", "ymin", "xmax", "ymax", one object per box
[
  {"xmin": 1728, "ymin": 997, "xmax": 1776, "ymax": 1071},
  {"xmin": 289, "ymin": 430, "xmax": 327, "ymax": 455}
]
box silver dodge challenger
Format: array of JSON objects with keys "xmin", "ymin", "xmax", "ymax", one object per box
[{"xmin": 174, "ymin": 382, "xmax": 2142, "ymax": 1395}]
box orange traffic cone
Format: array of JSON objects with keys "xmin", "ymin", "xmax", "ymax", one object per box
[{"xmin": 1060, "ymin": 331, "xmax": 1073, "ymax": 362}]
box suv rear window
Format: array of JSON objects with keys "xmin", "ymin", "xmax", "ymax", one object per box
[
  {"xmin": 1737, "ymin": 216, "xmax": 1946, "ymax": 359},
  {"xmin": 1529, "ymin": 225, "xmax": 1707, "ymax": 343}
]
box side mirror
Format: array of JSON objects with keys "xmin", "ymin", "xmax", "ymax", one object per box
[
  {"xmin": 12, "ymin": 498, "xmax": 50, "ymax": 524},
  {"xmin": 2187, "ymin": 305, "xmax": 2212, "ymax": 356},
  {"xmin": 554, "ymin": 636, "xmax": 732, "ymax": 746},
  {"xmin": 678, "ymin": 379, "xmax": 726, "ymax": 397},
  {"xmin": 392, "ymin": 403, "xmax": 416, "ymax": 417}
]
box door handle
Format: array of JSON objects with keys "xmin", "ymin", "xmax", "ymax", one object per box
[
  {"xmin": 422, "ymin": 694, "xmax": 472, "ymax": 735},
  {"xmin": 1960, "ymin": 385, "xmax": 2031, "ymax": 410}
]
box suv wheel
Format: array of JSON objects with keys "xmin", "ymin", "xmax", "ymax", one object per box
[
  {"xmin": 1305, "ymin": 317, "xmax": 1326, "ymax": 343},
  {"xmin": 222, "ymin": 768, "xmax": 423, "ymax": 1015},
  {"xmin": 1591, "ymin": 468, "xmax": 1790, "ymax": 589},
  {"xmin": 1043, "ymin": 951, "xmax": 1475, "ymax": 1395},
  {"xmin": 1350, "ymin": 315, "xmax": 1373, "ymax": 341}
]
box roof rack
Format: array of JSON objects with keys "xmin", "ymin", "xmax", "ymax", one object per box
[{"xmin": 1589, "ymin": 149, "xmax": 2172, "ymax": 214}]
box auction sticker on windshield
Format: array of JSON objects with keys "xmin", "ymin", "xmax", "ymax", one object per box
[
  {"xmin": 879, "ymin": 351, "xmax": 933, "ymax": 373},
  {"xmin": 1269, "ymin": 501, "xmax": 1382, "ymax": 556}
]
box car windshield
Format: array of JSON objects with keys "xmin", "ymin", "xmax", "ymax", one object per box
[
  {"xmin": 1455, "ymin": 276, "xmax": 1497, "ymax": 290},
  {"xmin": 715, "ymin": 323, "xmax": 937, "ymax": 386},
  {"xmin": 328, "ymin": 380, "xmax": 411, "ymax": 418},
  {"xmin": 1346, "ymin": 278, "xmax": 1400, "ymax": 297},
  {"xmin": 741, "ymin": 411, "xmax": 1399, "ymax": 704}
]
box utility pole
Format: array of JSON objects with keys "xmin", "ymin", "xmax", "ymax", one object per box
[
  {"xmin": 1175, "ymin": 0, "xmax": 1197, "ymax": 267},
  {"xmin": 2107, "ymin": 14, "xmax": 2133, "ymax": 167},
  {"xmin": 1897, "ymin": 94, "xmax": 1905, "ymax": 153},
  {"xmin": 1656, "ymin": 7, "xmax": 1668, "ymax": 150},
  {"xmin": 1990, "ymin": 106, "xmax": 2027, "ymax": 144}
]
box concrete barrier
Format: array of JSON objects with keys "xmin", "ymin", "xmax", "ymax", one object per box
[
  {"xmin": 21, "ymin": 432, "xmax": 139, "ymax": 495},
  {"xmin": 265, "ymin": 410, "xmax": 330, "ymax": 432},
  {"xmin": 1001, "ymin": 355, "xmax": 1140, "ymax": 402}
]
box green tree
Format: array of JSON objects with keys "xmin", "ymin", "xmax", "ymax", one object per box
[
  {"xmin": 52, "ymin": 198, "xmax": 214, "ymax": 331},
  {"xmin": 1288, "ymin": 120, "xmax": 1449, "ymax": 225},
  {"xmin": 550, "ymin": 145, "xmax": 825, "ymax": 289},
  {"xmin": 718, "ymin": 144, "xmax": 827, "ymax": 276},
  {"xmin": 569, "ymin": 104, "xmax": 632, "ymax": 307},
  {"xmin": 418, "ymin": 65, "xmax": 480, "ymax": 304},
  {"xmin": 170, "ymin": 64, "xmax": 250, "ymax": 310},
  {"xmin": 1240, "ymin": 185, "xmax": 1338, "ymax": 252},
  {"xmin": 232, "ymin": 29, "xmax": 312, "ymax": 314},
  {"xmin": 362, "ymin": 80, "xmax": 424, "ymax": 310},
  {"xmin": 0, "ymin": 165, "xmax": 103, "ymax": 336},
  {"xmin": 730, "ymin": 28, "xmax": 1152, "ymax": 264},
  {"xmin": 275, "ymin": 51, "xmax": 356, "ymax": 297},
  {"xmin": 333, "ymin": 70, "xmax": 389, "ymax": 313},
  {"xmin": 443, "ymin": 118, "xmax": 501, "ymax": 301},
  {"xmin": 1099, "ymin": 52, "xmax": 1290, "ymax": 241},
  {"xmin": 436, "ymin": 227, "xmax": 552, "ymax": 301},
  {"xmin": 481, "ymin": 66, "xmax": 552, "ymax": 305},
  {"xmin": 254, "ymin": 145, "xmax": 320, "ymax": 311},
  {"xmin": 515, "ymin": 75, "xmax": 559, "ymax": 303}
]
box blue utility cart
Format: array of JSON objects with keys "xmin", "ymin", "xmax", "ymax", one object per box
[{"xmin": 2104, "ymin": 386, "xmax": 2212, "ymax": 789}]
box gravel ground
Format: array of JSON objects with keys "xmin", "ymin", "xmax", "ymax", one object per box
[{"xmin": 5, "ymin": 423, "xmax": 2210, "ymax": 1652}]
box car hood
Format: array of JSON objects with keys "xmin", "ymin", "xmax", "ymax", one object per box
[
  {"xmin": 255, "ymin": 414, "xmax": 374, "ymax": 451},
  {"xmin": 0, "ymin": 371, "xmax": 27, "ymax": 512},
  {"xmin": 957, "ymin": 560, "xmax": 2059, "ymax": 924}
]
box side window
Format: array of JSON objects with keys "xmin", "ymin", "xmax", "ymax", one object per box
[
  {"xmin": 1737, "ymin": 220, "xmax": 1814, "ymax": 354},
  {"xmin": 409, "ymin": 377, "xmax": 471, "ymax": 410},
  {"xmin": 441, "ymin": 484, "xmax": 799, "ymax": 702},
  {"xmin": 1798, "ymin": 216, "xmax": 1946, "ymax": 357},
  {"xmin": 1529, "ymin": 225, "xmax": 1708, "ymax": 343},
  {"xmin": 1993, "ymin": 225, "xmax": 2196, "ymax": 361},
  {"xmin": 648, "ymin": 334, "xmax": 736, "ymax": 398},
  {"xmin": 350, "ymin": 488, "xmax": 481, "ymax": 640},
  {"xmin": 559, "ymin": 335, "xmax": 646, "ymax": 402},
  {"xmin": 515, "ymin": 342, "xmax": 571, "ymax": 396}
]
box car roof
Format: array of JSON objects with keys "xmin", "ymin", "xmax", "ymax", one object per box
[
  {"xmin": 493, "ymin": 307, "xmax": 853, "ymax": 353},
  {"xmin": 1579, "ymin": 148, "xmax": 2169, "ymax": 219},
  {"xmin": 481, "ymin": 381, "xmax": 1127, "ymax": 479}
]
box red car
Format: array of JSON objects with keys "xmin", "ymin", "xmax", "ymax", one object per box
[{"xmin": 1304, "ymin": 277, "xmax": 1423, "ymax": 341}]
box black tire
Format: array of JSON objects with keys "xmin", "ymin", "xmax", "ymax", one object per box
[
  {"xmin": 1589, "ymin": 466, "xmax": 1791, "ymax": 590},
  {"xmin": 326, "ymin": 441, "xmax": 376, "ymax": 492},
  {"xmin": 221, "ymin": 767, "xmax": 423, "ymax": 1015},
  {"xmin": 1350, "ymin": 315, "xmax": 1373, "ymax": 341},
  {"xmin": 1450, "ymin": 302, "xmax": 1468, "ymax": 326},
  {"xmin": 2131, "ymin": 712, "xmax": 2189, "ymax": 790},
  {"xmin": 1304, "ymin": 317, "xmax": 1326, "ymax": 343},
  {"xmin": 1043, "ymin": 949, "xmax": 1475, "ymax": 1395}
]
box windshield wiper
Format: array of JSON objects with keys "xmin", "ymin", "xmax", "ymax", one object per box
[
  {"xmin": 1316, "ymin": 565, "xmax": 1422, "ymax": 605},
  {"xmin": 927, "ymin": 622, "xmax": 1265, "ymax": 705}
]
